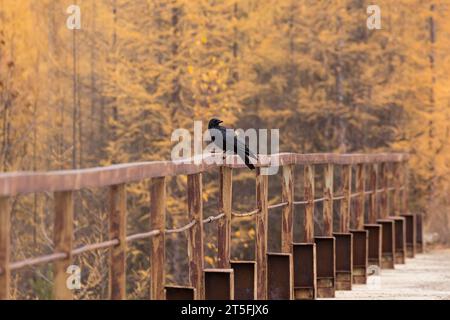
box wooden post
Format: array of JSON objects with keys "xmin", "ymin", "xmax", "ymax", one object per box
[
  {"xmin": 281, "ymin": 165, "xmax": 294, "ymax": 254},
  {"xmin": 109, "ymin": 184, "xmax": 127, "ymax": 300},
  {"xmin": 53, "ymin": 191, "xmax": 74, "ymax": 300},
  {"xmin": 323, "ymin": 164, "xmax": 334, "ymax": 236},
  {"xmin": 355, "ymin": 164, "xmax": 365, "ymax": 229},
  {"xmin": 187, "ymin": 173, "xmax": 205, "ymax": 299},
  {"xmin": 380, "ymin": 163, "xmax": 389, "ymax": 218},
  {"xmin": 303, "ymin": 165, "xmax": 315, "ymax": 243},
  {"xmin": 368, "ymin": 164, "xmax": 378, "ymax": 223},
  {"xmin": 218, "ymin": 167, "xmax": 232, "ymax": 268},
  {"xmin": 401, "ymin": 161, "xmax": 409, "ymax": 214},
  {"xmin": 0, "ymin": 197, "xmax": 10, "ymax": 300},
  {"xmin": 255, "ymin": 167, "xmax": 268, "ymax": 300},
  {"xmin": 393, "ymin": 162, "xmax": 401, "ymax": 216},
  {"xmin": 150, "ymin": 177, "xmax": 166, "ymax": 300},
  {"xmin": 340, "ymin": 165, "xmax": 351, "ymax": 233}
]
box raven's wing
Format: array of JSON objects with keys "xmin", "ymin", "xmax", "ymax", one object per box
[{"xmin": 234, "ymin": 135, "xmax": 257, "ymax": 160}]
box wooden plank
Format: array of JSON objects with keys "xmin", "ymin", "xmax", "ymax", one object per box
[
  {"xmin": 281, "ymin": 165, "xmax": 294, "ymax": 253},
  {"xmin": 187, "ymin": 173, "xmax": 205, "ymax": 299},
  {"xmin": 379, "ymin": 163, "xmax": 389, "ymax": 219},
  {"xmin": 109, "ymin": 184, "xmax": 127, "ymax": 300},
  {"xmin": 323, "ymin": 164, "xmax": 333, "ymax": 236},
  {"xmin": 340, "ymin": 165, "xmax": 351, "ymax": 233},
  {"xmin": 150, "ymin": 177, "xmax": 166, "ymax": 300},
  {"xmin": 255, "ymin": 167, "xmax": 268, "ymax": 300},
  {"xmin": 0, "ymin": 153, "xmax": 409, "ymax": 197},
  {"xmin": 218, "ymin": 167, "xmax": 232, "ymax": 268},
  {"xmin": 368, "ymin": 164, "xmax": 378, "ymax": 223},
  {"xmin": 393, "ymin": 162, "xmax": 401, "ymax": 216},
  {"xmin": 401, "ymin": 161, "xmax": 409, "ymax": 214},
  {"xmin": 303, "ymin": 165, "xmax": 315, "ymax": 243},
  {"xmin": 53, "ymin": 191, "xmax": 74, "ymax": 300},
  {"xmin": 355, "ymin": 164, "xmax": 365, "ymax": 230},
  {"xmin": 0, "ymin": 197, "xmax": 10, "ymax": 300}
]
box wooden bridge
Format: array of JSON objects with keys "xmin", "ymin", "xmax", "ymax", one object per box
[{"xmin": 0, "ymin": 152, "xmax": 424, "ymax": 300}]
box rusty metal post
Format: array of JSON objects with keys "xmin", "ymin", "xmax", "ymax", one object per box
[
  {"xmin": 109, "ymin": 184, "xmax": 127, "ymax": 300},
  {"xmin": 150, "ymin": 177, "xmax": 166, "ymax": 300},
  {"xmin": 293, "ymin": 164, "xmax": 317, "ymax": 300},
  {"xmin": 391, "ymin": 163, "xmax": 406, "ymax": 264},
  {"xmin": 365, "ymin": 163, "xmax": 382, "ymax": 268},
  {"xmin": 53, "ymin": 191, "xmax": 74, "ymax": 300},
  {"xmin": 316, "ymin": 163, "xmax": 335, "ymax": 297},
  {"xmin": 0, "ymin": 197, "xmax": 10, "ymax": 300},
  {"xmin": 255, "ymin": 167, "xmax": 268, "ymax": 300},
  {"xmin": 377, "ymin": 162, "xmax": 395, "ymax": 269},
  {"xmin": 335, "ymin": 164, "xmax": 353, "ymax": 290},
  {"xmin": 187, "ymin": 173, "xmax": 205, "ymax": 299},
  {"xmin": 351, "ymin": 164, "xmax": 368, "ymax": 284},
  {"xmin": 218, "ymin": 167, "xmax": 232, "ymax": 268}
]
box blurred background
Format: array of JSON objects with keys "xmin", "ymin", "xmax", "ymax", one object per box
[{"xmin": 0, "ymin": 0, "xmax": 449, "ymax": 299}]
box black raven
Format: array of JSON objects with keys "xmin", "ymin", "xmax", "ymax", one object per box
[{"xmin": 208, "ymin": 118, "xmax": 257, "ymax": 170}]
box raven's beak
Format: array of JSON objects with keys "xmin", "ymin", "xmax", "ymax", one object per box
[{"xmin": 218, "ymin": 120, "xmax": 223, "ymax": 123}]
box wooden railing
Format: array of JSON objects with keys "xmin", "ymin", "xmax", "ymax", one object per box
[{"xmin": 0, "ymin": 152, "xmax": 416, "ymax": 300}]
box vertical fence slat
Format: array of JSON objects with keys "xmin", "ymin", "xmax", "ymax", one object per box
[
  {"xmin": 0, "ymin": 197, "xmax": 10, "ymax": 300},
  {"xmin": 355, "ymin": 164, "xmax": 365, "ymax": 229},
  {"xmin": 393, "ymin": 162, "xmax": 401, "ymax": 216},
  {"xmin": 187, "ymin": 173, "xmax": 205, "ymax": 299},
  {"xmin": 368, "ymin": 164, "xmax": 378, "ymax": 223},
  {"xmin": 340, "ymin": 165, "xmax": 351, "ymax": 233},
  {"xmin": 303, "ymin": 165, "xmax": 315, "ymax": 243},
  {"xmin": 53, "ymin": 191, "xmax": 74, "ymax": 300},
  {"xmin": 323, "ymin": 164, "xmax": 334, "ymax": 236},
  {"xmin": 256, "ymin": 167, "xmax": 268, "ymax": 300},
  {"xmin": 218, "ymin": 167, "xmax": 232, "ymax": 268},
  {"xmin": 109, "ymin": 184, "xmax": 127, "ymax": 300},
  {"xmin": 150, "ymin": 177, "xmax": 166, "ymax": 300},
  {"xmin": 402, "ymin": 161, "xmax": 409, "ymax": 214},
  {"xmin": 281, "ymin": 165, "xmax": 294, "ymax": 254},
  {"xmin": 380, "ymin": 163, "xmax": 389, "ymax": 218}
]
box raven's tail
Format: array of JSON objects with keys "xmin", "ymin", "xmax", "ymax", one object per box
[{"xmin": 244, "ymin": 155, "xmax": 255, "ymax": 170}]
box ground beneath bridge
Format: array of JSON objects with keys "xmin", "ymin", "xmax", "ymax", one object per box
[{"xmin": 333, "ymin": 248, "xmax": 450, "ymax": 300}]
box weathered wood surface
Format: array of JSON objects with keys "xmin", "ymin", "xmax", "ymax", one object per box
[
  {"xmin": 187, "ymin": 173, "xmax": 205, "ymax": 299},
  {"xmin": 354, "ymin": 164, "xmax": 365, "ymax": 230},
  {"xmin": 323, "ymin": 164, "xmax": 334, "ymax": 236},
  {"xmin": 393, "ymin": 162, "xmax": 401, "ymax": 216},
  {"xmin": 369, "ymin": 164, "xmax": 378, "ymax": 223},
  {"xmin": 380, "ymin": 163, "xmax": 389, "ymax": 219},
  {"xmin": 255, "ymin": 168, "xmax": 268, "ymax": 300},
  {"xmin": 0, "ymin": 197, "xmax": 10, "ymax": 300},
  {"xmin": 53, "ymin": 191, "xmax": 74, "ymax": 300},
  {"xmin": 281, "ymin": 165, "xmax": 294, "ymax": 253},
  {"xmin": 303, "ymin": 165, "xmax": 315, "ymax": 243},
  {"xmin": 218, "ymin": 167, "xmax": 232, "ymax": 268},
  {"xmin": 0, "ymin": 153, "xmax": 408, "ymax": 196},
  {"xmin": 340, "ymin": 165, "xmax": 351, "ymax": 233},
  {"xmin": 109, "ymin": 184, "xmax": 127, "ymax": 300},
  {"xmin": 150, "ymin": 177, "xmax": 166, "ymax": 300}
]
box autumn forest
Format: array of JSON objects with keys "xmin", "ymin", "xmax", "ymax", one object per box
[{"xmin": 1, "ymin": 0, "xmax": 450, "ymax": 299}]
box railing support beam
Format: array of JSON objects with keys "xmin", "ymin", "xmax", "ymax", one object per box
[
  {"xmin": 150, "ymin": 177, "xmax": 166, "ymax": 300},
  {"xmin": 187, "ymin": 173, "xmax": 205, "ymax": 299}
]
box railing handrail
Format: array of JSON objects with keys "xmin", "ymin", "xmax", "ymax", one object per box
[{"xmin": 0, "ymin": 152, "xmax": 408, "ymax": 196}]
